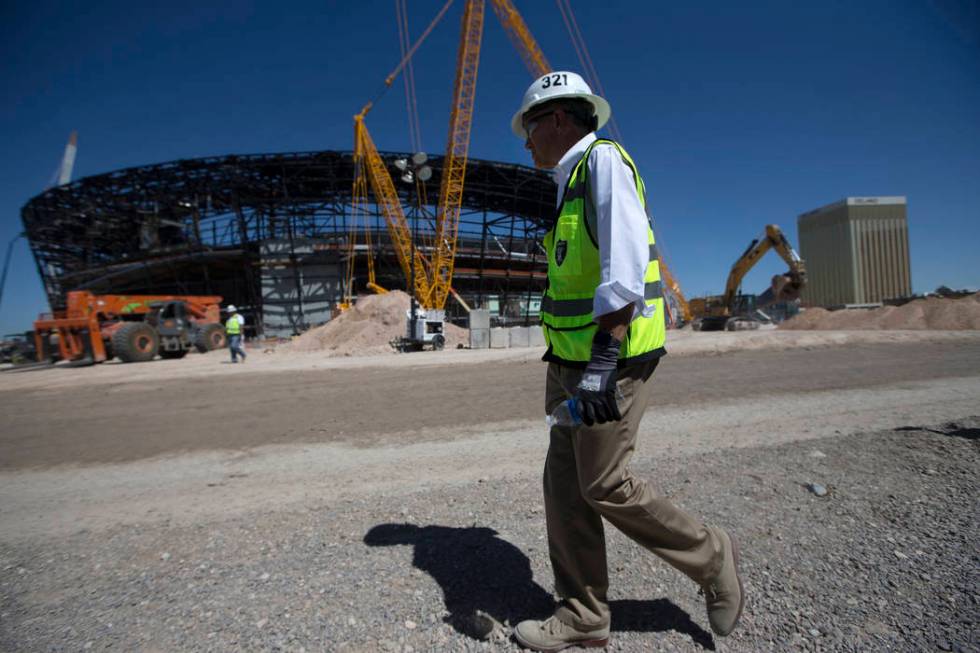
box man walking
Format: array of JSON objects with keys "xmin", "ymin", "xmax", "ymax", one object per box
[
  {"xmin": 225, "ymin": 304, "xmax": 246, "ymax": 363},
  {"xmin": 510, "ymin": 72, "xmax": 744, "ymax": 651}
]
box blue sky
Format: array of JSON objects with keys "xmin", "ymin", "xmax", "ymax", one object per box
[{"xmin": 2, "ymin": 0, "xmax": 978, "ymax": 334}]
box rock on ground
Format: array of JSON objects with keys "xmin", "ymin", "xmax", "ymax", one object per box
[{"xmin": 1, "ymin": 419, "xmax": 977, "ymax": 652}]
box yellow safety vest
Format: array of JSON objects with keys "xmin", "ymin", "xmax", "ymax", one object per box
[
  {"xmin": 540, "ymin": 139, "xmax": 666, "ymax": 367},
  {"xmin": 225, "ymin": 316, "xmax": 241, "ymax": 335}
]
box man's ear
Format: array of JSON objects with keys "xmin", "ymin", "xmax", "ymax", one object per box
[{"xmin": 552, "ymin": 108, "xmax": 567, "ymax": 133}]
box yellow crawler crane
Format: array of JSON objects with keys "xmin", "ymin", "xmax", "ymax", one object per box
[
  {"xmin": 352, "ymin": 115, "xmax": 430, "ymax": 304},
  {"xmin": 348, "ymin": 0, "xmax": 692, "ymax": 343},
  {"xmin": 489, "ymin": 0, "xmax": 551, "ymax": 77},
  {"xmin": 340, "ymin": 143, "xmax": 389, "ymax": 312},
  {"xmin": 348, "ymin": 0, "xmax": 545, "ymax": 320},
  {"xmin": 493, "ymin": 0, "xmax": 691, "ymax": 327},
  {"xmin": 425, "ymin": 0, "xmax": 485, "ymax": 310}
]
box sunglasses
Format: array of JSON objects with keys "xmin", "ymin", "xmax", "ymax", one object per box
[{"xmin": 523, "ymin": 110, "xmax": 556, "ymax": 138}]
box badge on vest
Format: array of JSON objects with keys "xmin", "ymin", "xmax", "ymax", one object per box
[{"xmin": 555, "ymin": 240, "xmax": 568, "ymax": 266}]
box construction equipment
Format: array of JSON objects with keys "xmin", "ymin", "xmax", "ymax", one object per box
[
  {"xmin": 33, "ymin": 291, "xmax": 225, "ymax": 364},
  {"xmin": 398, "ymin": 307, "xmax": 447, "ymax": 351},
  {"xmin": 350, "ymin": 0, "xmax": 488, "ymax": 349},
  {"xmin": 348, "ymin": 0, "xmax": 557, "ymax": 348},
  {"xmin": 489, "ymin": 0, "xmax": 550, "ymax": 77},
  {"xmin": 659, "ymin": 258, "xmax": 693, "ymax": 327},
  {"xmin": 693, "ymin": 224, "xmax": 807, "ymax": 331},
  {"xmin": 0, "ymin": 333, "xmax": 35, "ymax": 365},
  {"xmin": 350, "ymin": 1, "xmax": 696, "ymax": 344}
]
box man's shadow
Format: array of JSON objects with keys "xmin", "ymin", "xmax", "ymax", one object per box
[{"xmin": 364, "ymin": 523, "xmax": 714, "ymax": 649}]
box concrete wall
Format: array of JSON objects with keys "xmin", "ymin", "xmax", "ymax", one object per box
[
  {"xmin": 470, "ymin": 324, "xmax": 545, "ymax": 349},
  {"xmin": 260, "ymin": 238, "xmax": 342, "ymax": 337}
]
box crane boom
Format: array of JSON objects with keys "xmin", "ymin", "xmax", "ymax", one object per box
[
  {"xmin": 489, "ymin": 0, "xmax": 550, "ymax": 77},
  {"xmin": 489, "ymin": 0, "xmax": 694, "ymax": 327},
  {"xmin": 427, "ymin": 0, "xmax": 485, "ymax": 309},
  {"xmin": 58, "ymin": 131, "xmax": 77, "ymax": 186},
  {"xmin": 353, "ymin": 115, "xmax": 431, "ymax": 303}
]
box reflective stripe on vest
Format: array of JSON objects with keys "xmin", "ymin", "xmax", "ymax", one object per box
[
  {"xmin": 225, "ymin": 317, "xmax": 241, "ymax": 335},
  {"xmin": 540, "ymin": 139, "xmax": 666, "ymax": 364}
]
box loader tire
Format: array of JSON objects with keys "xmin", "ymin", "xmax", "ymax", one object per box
[
  {"xmin": 112, "ymin": 322, "xmax": 159, "ymax": 363},
  {"xmin": 194, "ymin": 323, "xmax": 226, "ymax": 353}
]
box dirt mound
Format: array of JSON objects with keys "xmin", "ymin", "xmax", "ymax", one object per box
[
  {"xmin": 780, "ymin": 293, "xmax": 980, "ymax": 330},
  {"xmin": 286, "ymin": 290, "xmax": 467, "ymax": 356}
]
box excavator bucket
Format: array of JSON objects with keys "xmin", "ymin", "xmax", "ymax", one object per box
[{"xmin": 758, "ymin": 272, "xmax": 804, "ymax": 308}]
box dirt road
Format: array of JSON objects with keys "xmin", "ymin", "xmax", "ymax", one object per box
[
  {"xmin": 2, "ymin": 338, "xmax": 978, "ymax": 470},
  {"xmin": 1, "ymin": 333, "xmax": 978, "ymax": 651}
]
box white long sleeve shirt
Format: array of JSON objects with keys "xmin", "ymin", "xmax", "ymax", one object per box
[{"xmin": 552, "ymin": 133, "xmax": 654, "ymax": 322}]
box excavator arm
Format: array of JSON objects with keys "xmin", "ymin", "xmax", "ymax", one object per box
[
  {"xmin": 720, "ymin": 224, "xmax": 806, "ymax": 312},
  {"xmin": 659, "ymin": 264, "xmax": 692, "ymax": 324}
]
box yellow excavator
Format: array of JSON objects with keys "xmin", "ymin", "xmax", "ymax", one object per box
[{"xmin": 693, "ymin": 224, "xmax": 807, "ymax": 331}]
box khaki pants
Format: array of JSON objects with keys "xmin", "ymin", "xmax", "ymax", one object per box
[{"xmin": 544, "ymin": 359, "xmax": 723, "ymax": 629}]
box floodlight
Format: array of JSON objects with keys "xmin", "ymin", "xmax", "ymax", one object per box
[
  {"xmin": 394, "ymin": 158, "xmax": 408, "ymax": 171},
  {"xmin": 411, "ymin": 152, "xmax": 428, "ymax": 166},
  {"xmin": 418, "ymin": 166, "xmax": 432, "ymax": 182},
  {"xmin": 401, "ymin": 171, "xmax": 414, "ymax": 183}
]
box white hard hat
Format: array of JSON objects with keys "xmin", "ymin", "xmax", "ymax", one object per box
[
  {"xmin": 226, "ymin": 305, "xmax": 238, "ymax": 312},
  {"xmin": 511, "ymin": 71, "xmax": 611, "ymax": 139}
]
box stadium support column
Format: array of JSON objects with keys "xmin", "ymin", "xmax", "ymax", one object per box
[
  {"xmin": 478, "ymin": 210, "xmax": 488, "ymax": 309},
  {"xmin": 286, "ymin": 214, "xmax": 306, "ymax": 332},
  {"xmin": 233, "ymin": 196, "xmax": 263, "ymax": 337},
  {"xmin": 524, "ymin": 222, "xmax": 538, "ymax": 327}
]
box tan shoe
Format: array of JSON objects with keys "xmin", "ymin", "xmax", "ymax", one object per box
[
  {"xmin": 701, "ymin": 527, "xmax": 746, "ymax": 637},
  {"xmin": 513, "ymin": 615, "xmax": 610, "ymax": 652}
]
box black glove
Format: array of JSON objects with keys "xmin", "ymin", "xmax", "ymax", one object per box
[{"xmin": 575, "ymin": 330, "xmax": 623, "ymax": 426}]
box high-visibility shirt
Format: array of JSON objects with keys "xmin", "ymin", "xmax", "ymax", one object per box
[
  {"xmin": 225, "ymin": 315, "xmax": 241, "ymax": 335},
  {"xmin": 540, "ymin": 138, "xmax": 666, "ymax": 367}
]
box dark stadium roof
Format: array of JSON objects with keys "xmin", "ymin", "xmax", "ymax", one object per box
[{"xmin": 21, "ymin": 150, "xmax": 556, "ymax": 306}]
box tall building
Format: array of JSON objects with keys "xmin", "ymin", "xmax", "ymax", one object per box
[{"xmin": 797, "ymin": 197, "xmax": 911, "ymax": 306}]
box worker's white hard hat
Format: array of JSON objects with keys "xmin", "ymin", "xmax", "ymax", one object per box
[
  {"xmin": 511, "ymin": 71, "xmax": 611, "ymax": 139},
  {"xmin": 226, "ymin": 305, "xmax": 238, "ymax": 312}
]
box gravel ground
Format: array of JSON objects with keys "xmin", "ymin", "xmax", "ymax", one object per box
[{"xmin": 2, "ymin": 417, "xmax": 977, "ymax": 652}]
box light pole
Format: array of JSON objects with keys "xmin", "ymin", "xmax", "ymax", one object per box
[
  {"xmin": 393, "ymin": 153, "xmax": 432, "ymax": 343},
  {"xmin": 0, "ymin": 232, "xmax": 25, "ymax": 315}
]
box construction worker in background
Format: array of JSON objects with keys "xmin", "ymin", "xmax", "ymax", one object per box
[
  {"xmin": 510, "ymin": 72, "xmax": 744, "ymax": 650},
  {"xmin": 225, "ymin": 305, "xmax": 246, "ymax": 363}
]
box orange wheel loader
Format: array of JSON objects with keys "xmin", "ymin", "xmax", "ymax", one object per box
[{"xmin": 33, "ymin": 291, "xmax": 226, "ymax": 365}]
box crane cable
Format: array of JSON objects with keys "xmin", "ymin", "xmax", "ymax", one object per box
[
  {"xmin": 0, "ymin": 233, "xmax": 25, "ymax": 316},
  {"xmin": 554, "ymin": 0, "xmax": 622, "ymax": 143},
  {"xmin": 555, "ymin": 0, "xmax": 686, "ymax": 323},
  {"xmin": 349, "ymin": 0, "xmax": 454, "ymax": 306},
  {"xmin": 395, "ymin": 0, "xmax": 434, "ymax": 260},
  {"xmin": 360, "ymin": 0, "xmax": 456, "ymax": 118},
  {"xmin": 395, "ymin": 0, "xmax": 423, "ymax": 153}
]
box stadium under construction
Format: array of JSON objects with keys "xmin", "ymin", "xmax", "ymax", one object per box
[{"xmin": 20, "ymin": 150, "xmax": 555, "ymax": 337}]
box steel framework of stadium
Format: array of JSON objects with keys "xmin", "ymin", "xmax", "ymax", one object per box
[{"xmin": 21, "ymin": 150, "xmax": 555, "ymax": 335}]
